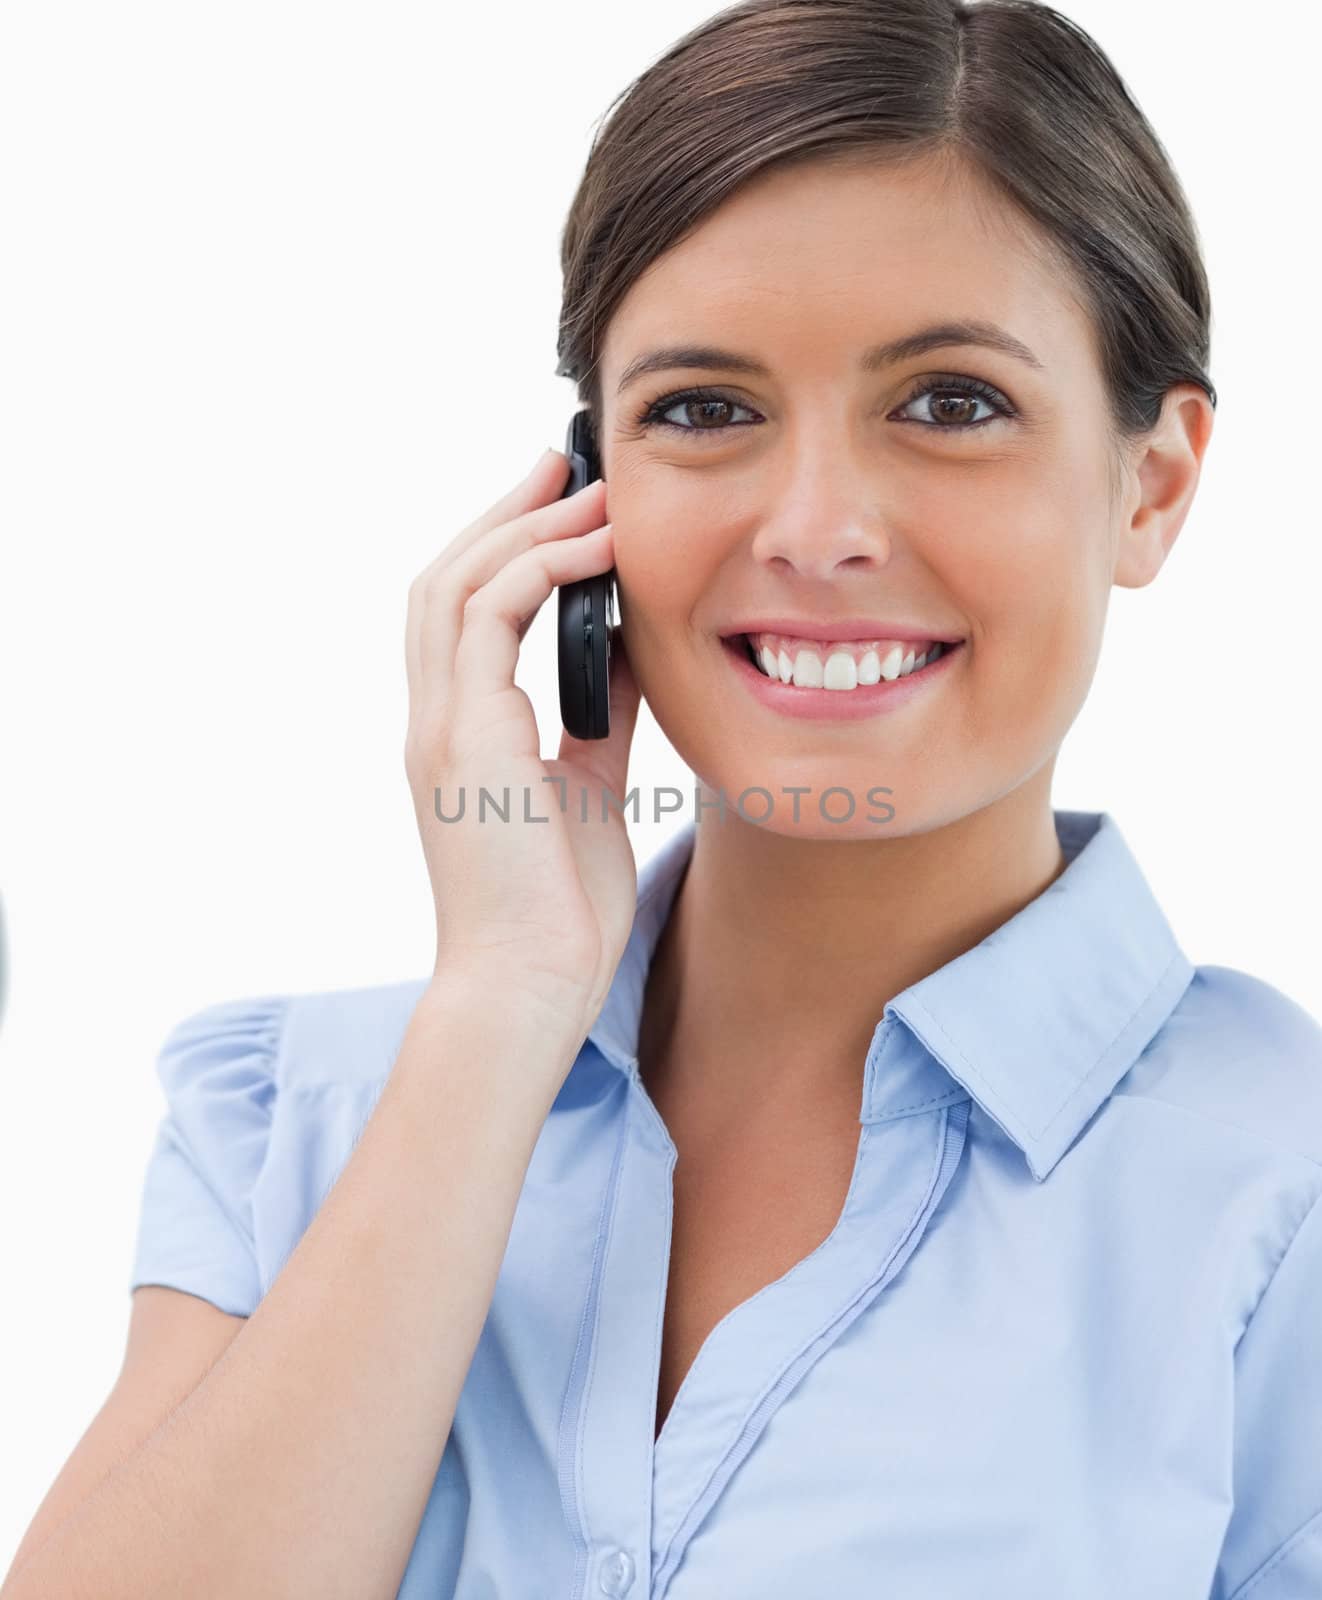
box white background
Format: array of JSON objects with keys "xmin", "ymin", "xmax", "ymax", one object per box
[{"xmin": 1, "ymin": 0, "xmax": 1318, "ymax": 1570}]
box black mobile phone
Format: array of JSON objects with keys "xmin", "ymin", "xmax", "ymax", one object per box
[{"xmin": 557, "ymin": 408, "xmax": 617, "ymax": 740}]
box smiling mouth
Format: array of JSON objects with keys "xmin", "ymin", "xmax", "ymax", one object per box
[{"xmin": 726, "ymin": 632, "xmax": 963, "ymax": 690}]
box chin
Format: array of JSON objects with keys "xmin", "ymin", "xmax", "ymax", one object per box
[{"xmin": 685, "ymin": 767, "xmax": 903, "ymax": 841}]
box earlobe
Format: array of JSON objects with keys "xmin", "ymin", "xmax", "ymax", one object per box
[{"xmin": 1113, "ymin": 385, "xmax": 1215, "ymax": 590}]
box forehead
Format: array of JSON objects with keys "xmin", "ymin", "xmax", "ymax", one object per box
[{"xmin": 601, "ymin": 153, "xmax": 1093, "ymax": 387}]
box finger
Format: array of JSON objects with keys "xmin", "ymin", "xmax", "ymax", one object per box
[
  {"xmin": 446, "ymin": 523, "xmax": 615, "ymax": 753},
  {"xmin": 438, "ymin": 448, "xmax": 571, "ymax": 572},
  {"xmin": 405, "ymin": 448, "xmax": 569, "ymax": 701},
  {"xmin": 413, "ymin": 476, "xmax": 607, "ymax": 695}
]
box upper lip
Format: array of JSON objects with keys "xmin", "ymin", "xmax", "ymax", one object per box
[{"xmin": 720, "ymin": 617, "xmax": 965, "ymax": 645}]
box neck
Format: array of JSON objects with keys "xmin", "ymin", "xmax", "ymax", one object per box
[{"xmin": 637, "ymin": 767, "xmax": 1068, "ymax": 1135}]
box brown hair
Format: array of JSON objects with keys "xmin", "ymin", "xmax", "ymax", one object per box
[{"xmin": 555, "ymin": 0, "xmax": 1215, "ymax": 457}]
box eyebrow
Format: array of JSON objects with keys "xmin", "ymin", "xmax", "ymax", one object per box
[{"xmin": 615, "ymin": 318, "xmax": 1045, "ymax": 395}]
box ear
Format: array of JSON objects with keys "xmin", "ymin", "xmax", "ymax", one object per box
[{"xmin": 1113, "ymin": 383, "xmax": 1215, "ymax": 589}]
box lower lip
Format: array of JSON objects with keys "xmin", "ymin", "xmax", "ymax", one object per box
[{"xmin": 720, "ymin": 635, "xmax": 965, "ymax": 721}]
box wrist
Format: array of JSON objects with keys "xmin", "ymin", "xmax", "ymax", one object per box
[{"xmin": 423, "ymin": 962, "xmax": 591, "ymax": 1060}]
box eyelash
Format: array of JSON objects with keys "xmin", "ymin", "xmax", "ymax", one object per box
[{"xmin": 633, "ymin": 375, "xmax": 1016, "ymax": 437}]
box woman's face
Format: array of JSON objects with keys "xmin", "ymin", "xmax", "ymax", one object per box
[{"xmin": 597, "ymin": 151, "xmax": 1203, "ymax": 840}]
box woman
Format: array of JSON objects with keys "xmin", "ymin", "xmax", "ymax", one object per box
[{"xmin": 7, "ymin": 0, "xmax": 1320, "ymax": 1596}]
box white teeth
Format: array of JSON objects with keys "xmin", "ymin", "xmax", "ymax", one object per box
[
  {"xmin": 792, "ymin": 649, "xmax": 824, "ymax": 688},
  {"xmin": 743, "ymin": 633, "xmax": 949, "ymax": 690},
  {"xmin": 823, "ymin": 651, "xmax": 857, "ymax": 691}
]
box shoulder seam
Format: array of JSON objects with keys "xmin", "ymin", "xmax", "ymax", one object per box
[
  {"xmin": 246, "ymin": 994, "xmax": 294, "ymax": 1203},
  {"xmin": 268, "ymin": 991, "xmax": 296, "ymax": 1086},
  {"xmin": 1227, "ymin": 1500, "xmax": 1322, "ymax": 1599},
  {"xmin": 1219, "ymin": 1188, "xmax": 1322, "ymax": 1597},
  {"xmin": 1109, "ymin": 1091, "xmax": 1322, "ymax": 1176},
  {"xmin": 1235, "ymin": 1182, "xmax": 1322, "ymax": 1353}
]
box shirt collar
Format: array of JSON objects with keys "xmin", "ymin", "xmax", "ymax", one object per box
[{"xmin": 587, "ymin": 809, "xmax": 1195, "ymax": 1183}]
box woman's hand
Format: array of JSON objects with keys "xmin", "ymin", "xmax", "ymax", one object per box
[{"xmin": 404, "ymin": 448, "xmax": 643, "ymax": 1043}]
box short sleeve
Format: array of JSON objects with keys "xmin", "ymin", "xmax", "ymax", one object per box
[
  {"xmin": 128, "ymin": 994, "xmax": 289, "ymax": 1317},
  {"xmin": 1213, "ymin": 1183, "xmax": 1322, "ymax": 1599}
]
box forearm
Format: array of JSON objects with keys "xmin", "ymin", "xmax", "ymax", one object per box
[{"xmin": 3, "ymin": 973, "xmax": 585, "ymax": 1600}]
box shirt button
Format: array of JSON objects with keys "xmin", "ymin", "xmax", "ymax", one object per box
[{"xmin": 598, "ymin": 1547, "xmax": 636, "ymax": 1596}]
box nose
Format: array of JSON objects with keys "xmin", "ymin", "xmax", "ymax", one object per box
[
  {"xmin": 749, "ymin": 509, "xmax": 891, "ymax": 580},
  {"xmin": 747, "ymin": 453, "xmax": 896, "ymax": 578}
]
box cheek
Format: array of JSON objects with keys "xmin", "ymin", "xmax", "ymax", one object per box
[
  {"xmin": 934, "ymin": 462, "xmax": 1109, "ymax": 634},
  {"xmin": 927, "ymin": 471, "xmax": 1112, "ymax": 741},
  {"xmin": 615, "ymin": 518, "xmax": 721, "ymax": 631}
]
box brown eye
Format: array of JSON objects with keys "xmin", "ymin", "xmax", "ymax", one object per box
[
  {"xmin": 668, "ymin": 398, "xmax": 735, "ymax": 429},
  {"xmin": 927, "ymin": 393, "xmax": 982, "ymax": 425},
  {"xmin": 894, "ymin": 375, "xmax": 1012, "ymax": 432},
  {"xmin": 637, "ymin": 388, "xmax": 759, "ymax": 436}
]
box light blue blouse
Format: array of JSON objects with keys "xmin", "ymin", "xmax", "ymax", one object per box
[{"xmin": 128, "ymin": 808, "xmax": 1322, "ymax": 1599}]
